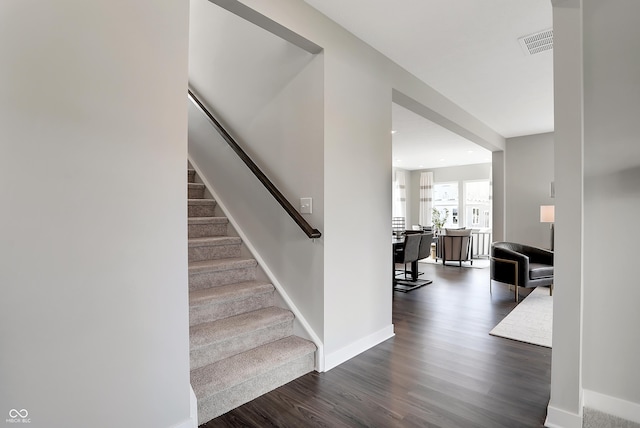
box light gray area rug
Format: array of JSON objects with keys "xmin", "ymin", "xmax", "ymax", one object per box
[
  {"xmin": 584, "ymin": 407, "xmax": 640, "ymax": 428},
  {"xmin": 490, "ymin": 286, "xmax": 553, "ymax": 348}
]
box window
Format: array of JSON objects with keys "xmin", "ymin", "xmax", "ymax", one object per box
[
  {"xmin": 464, "ymin": 180, "xmax": 491, "ymax": 229},
  {"xmin": 433, "ymin": 182, "xmax": 458, "ymax": 228}
]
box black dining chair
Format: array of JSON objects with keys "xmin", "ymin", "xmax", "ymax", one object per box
[
  {"xmin": 394, "ymin": 233, "xmax": 432, "ymax": 292},
  {"xmin": 416, "ymin": 232, "xmax": 434, "ymax": 276},
  {"xmin": 394, "ymin": 233, "xmax": 421, "ymax": 280},
  {"xmin": 399, "ymin": 232, "xmax": 434, "ymax": 278}
]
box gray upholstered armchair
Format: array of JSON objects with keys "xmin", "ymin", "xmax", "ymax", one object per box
[
  {"xmin": 490, "ymin": 241, "xmax": 554, "ymax": 302},
  {"xmin": 439, "ymin": 228, "xmax": 473, "ymax": 266}
]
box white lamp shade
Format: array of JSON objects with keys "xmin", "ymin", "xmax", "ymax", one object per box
[{"xmin": 540, "ymin": 205, "xmax": 555, "ymax": 223}]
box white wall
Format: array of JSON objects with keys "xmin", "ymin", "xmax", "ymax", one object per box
[
  {"xmin": 188, "ymin": 0, "xmax": 325, "ymax": 341},
  {"xmin": 492, "ymin": 151, "xmax": 506, "ymax": 242},
  {"xmin": 582, "ymin": 0, "xmax": 640, "ymax": 421},
  {"xmin": 505, "ymin": 132, "xmax": 555, "ymax": 248},
  {"xmin": 0, "ymin": 2, "xmax": 191, "ymax": 428},
  {"xmin": 549, "ymin": 1, "xmax": 640, "ymax": 426},
  {"xmin": 204, "ymin": 0, "xmax": 505, "ymax": 369}
]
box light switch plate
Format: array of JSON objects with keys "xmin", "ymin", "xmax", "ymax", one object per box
[{"xmin": 300, "ymin": 197, "xmax": 312, "ymax": 214}]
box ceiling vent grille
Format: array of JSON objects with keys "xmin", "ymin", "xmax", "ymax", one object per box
[{"xmin": 518, "ymin": 29, "xmax": 553, "ymax": 56}]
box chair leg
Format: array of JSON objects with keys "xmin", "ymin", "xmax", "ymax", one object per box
[
  {"xmin": 515, "ymin": 285, "xmax": 519, "ymax": 302},
  {"xmin": 550, "ymin": 283, "xmax": 553, "ymax": 296}
]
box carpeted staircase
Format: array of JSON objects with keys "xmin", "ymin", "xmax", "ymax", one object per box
[{"xmin": 187, "ymin": 166, "xmax": 316, "ymax": 425}]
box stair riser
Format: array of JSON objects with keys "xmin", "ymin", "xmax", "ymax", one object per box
[
  {"xmin": 188, "ymin": 223, "xmax": 227, "ymax": 238},
  {"xmin": 188, "ymin": 186, "xmax": 205, "ymax": 199},
  {"xmin": 188, "ymin": 204, "xmax": 216, "ymax": 217},
  {"xmin": 188, "ymin": 244, "xmax": 241, "ymax": 262},
  {"xmin": 189, "ymin": 291, "xmax": 275, "ymax": 326},
  {"xmin": 191, "ymin": 320, "xmax": 294, "ymax": 370},
  {"xmin": 196, "ymin": 352, "xmax": 315, "ymax": 424},
  {"xmin": 187, "ymin": 170, "xmax": 196, "ymax": 183},
  {"xmin": 189, "ymin": 267, "xmax": 256, "ymax": 290}
]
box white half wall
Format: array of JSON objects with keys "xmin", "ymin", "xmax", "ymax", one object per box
[
  {"xmin": 0, "ymin": 2, "xmax": 191, "ymax": 427},
  {"xmin": 504, "ymin": 132, "xmax": 555, "ymax": 248}
]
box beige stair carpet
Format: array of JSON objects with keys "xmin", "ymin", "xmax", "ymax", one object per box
[{"xmin": 186, "ymin": 166, "xmax": 315, "ymax": 425}]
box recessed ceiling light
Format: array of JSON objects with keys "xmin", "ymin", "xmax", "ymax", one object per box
[
  {"xmin": 391, "ymin": 130, "xmax": 397, "ymax": 134},
  {"xmin": 439, "ymin": 158, "xmax": 445, "ymax": 162},
  {"xmin": 467, "ymin": 150, "xmax": 474, "ymax": 154}
]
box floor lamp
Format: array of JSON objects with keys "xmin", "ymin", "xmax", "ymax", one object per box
[{"xmin": 540, "ymin": 205, "xmax": 555, "ymax": 250}]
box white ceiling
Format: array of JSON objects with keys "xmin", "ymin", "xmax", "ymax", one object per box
[
  {"xmin": 392, "ymin": 103, "xmax": 492, "ymax": 170},
  {"xmin": 303, "ymin": 0, "xmax": 554, "ymax": 170}
]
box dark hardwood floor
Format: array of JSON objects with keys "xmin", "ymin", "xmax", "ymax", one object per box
[{"xmin": 204, "ymin": 260, "xmax": 551, "ymax": 428}]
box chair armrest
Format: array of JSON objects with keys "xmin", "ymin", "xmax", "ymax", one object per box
[
  {"xmin": 491, "ymin": 247, "xmax": 529, "ymax": 286},
  {"xmin": 491, "ymin": 257, "xmax": 519, "ymax": 287},
  {"xmin": 492, "ymin": 246, "xmax": 529, "ymax": 267},
  {"xmin": 525, "ymin": 246, "xmax": 554, "ymax": 265}
]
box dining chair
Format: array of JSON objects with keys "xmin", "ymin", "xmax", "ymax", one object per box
[
  {"xmin": 415, "ymin": 232, "xmax": 434, "ymax": 277},
  {"xmin": 394, "ymin": 233, "xmax": 421, "ymax": 280},
  {"xmin": 439, "ymin": 228, "xmax": 473, "ymax": 266},
  {"xmin": 394, "ymin": 233, "xmax": 432, "ymax": 292}
]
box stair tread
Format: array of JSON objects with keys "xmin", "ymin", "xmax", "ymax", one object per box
[
  {"xmin": 188, "ymin": 236, "xmax": 241, "ymax": 247},
  {"xmin": 188, "ymin": 199, "xmax": 216, "ymax": 205},
  {"xmin": 186, "ymin": 166, "xmax": 316, "ymax": 421},
  {"xmin": 189, "ymin": 257, "xmax": 257, "ymax": 273},
  {"xmin": 188, "ymin": 217, "xmax": 227, "ymax": 224},
  {"xmin": 189, "ymin": 281, "xmax": 273, "ymax": 307},
  {"xmin": 190, "ymin": 306, "xmax": 293, "ymax": 348},
  {"xmin": 191, "ymin": 336, "xmax": 316, "ymax": 398}
]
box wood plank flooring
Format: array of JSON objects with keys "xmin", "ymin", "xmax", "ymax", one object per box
[{"xmin": 203, "ymin": 260, "xmax": 551, "ymax": 427}]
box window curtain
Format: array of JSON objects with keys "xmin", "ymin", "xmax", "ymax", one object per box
[
  {"xmin": 489, "ymin": 166, "xmax": 493, "ymax": 229},
  {"xmin": 392, "ymin": 170, "xmax": 407, "ymax": 220},
  {"xmin": 419, "ymin": 171, "xmax": 434, "ymax": 227}
]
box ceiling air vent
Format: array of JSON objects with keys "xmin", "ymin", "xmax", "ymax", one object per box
[{"xmin": 518, "ymin": 29, "xmax": 553, "ymax": 56}]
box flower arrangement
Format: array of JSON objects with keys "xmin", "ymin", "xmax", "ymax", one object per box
[{"xmin": 432, "ymin": 208, "xmax": 449, "ymax": 233}]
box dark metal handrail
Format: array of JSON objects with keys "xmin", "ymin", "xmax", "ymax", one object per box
[{"xmin": 188, "ymin": 89, "xmax": 321, "ymax": 239}]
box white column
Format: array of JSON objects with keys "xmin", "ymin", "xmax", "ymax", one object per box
[{"xmin": 547, "ymin": 1, "xmax": 584, "ymax": 427}]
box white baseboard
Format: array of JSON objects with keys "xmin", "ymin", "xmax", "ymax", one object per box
[
  {"xmin": 545, "ymin": 404, "xmax": 582, "ymax": 428},
  {"xmin": 171, "ymin": 419, "xmax": 196, "ymax": 428},
  {"xmin": 583, "ymin": 389, "xmax": 640, "ymax": 425},
  {"xmin": 323, "ymin": 325, "xmax": 394, "ymax": 372},
  {"xmin": 172, "ymin": 386, "xmax": 198, "ymax": 428},
  {"xmin": 189, "ymin": 386, "xmax": 198, "ymax": 428}
]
